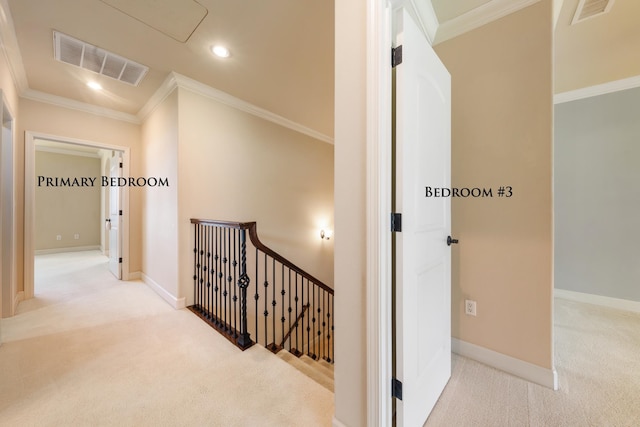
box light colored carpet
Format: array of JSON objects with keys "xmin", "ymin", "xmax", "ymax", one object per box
[
  {"xmin": 0, "ymin": 251, "xmax": 334, "ymax": 426},
  {"xmin": 426, "ymin": 297, "xmax": 640, "ymax": 426}
]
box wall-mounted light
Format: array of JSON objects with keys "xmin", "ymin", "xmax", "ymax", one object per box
[{"xmin": 320, "ymin": 229, "xmax": 332, "ymax": 240}]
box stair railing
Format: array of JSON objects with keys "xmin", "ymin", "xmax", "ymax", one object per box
[{"xmin": 190, "ymin": 219, "xmax": 334, "ymax": 363}]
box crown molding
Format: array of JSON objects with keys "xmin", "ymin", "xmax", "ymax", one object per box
[
  {"xmin": 554, "ymin": 75, "xmax": 640, "ymax": 104},
  {"xmin": 21, "ymin": 89, "xmax": 141, "ymax": 124},
  {"xmin": 0, "ymin": 0, "xmax": 28, "ymax": 92},
  {"xmin": 139, "ymin": 72, "xmax": 334, "ymax": 144},
  {"xmin": 136, "ymin": 73, "xmax": 178, "ymax": 121},
  {"xmin": 434, "ymin": 0, "xmax": 541, "ymax": 45}
]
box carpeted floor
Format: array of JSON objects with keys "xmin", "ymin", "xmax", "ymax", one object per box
[
  {"xmin": 2, "ymin": 251, "xmax": 639, "ymax": 426},
  {"xmin": 426, "ymin": 297, "xmax": 640, "ymax": 426},
  {"xmin": 0, "ymin": 251, "xmax": 334, "ymax": 426}
]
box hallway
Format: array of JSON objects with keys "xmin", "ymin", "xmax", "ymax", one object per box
[{"xmin": 0, "ymin": 251, "xmax": 333, "ymax": 426}]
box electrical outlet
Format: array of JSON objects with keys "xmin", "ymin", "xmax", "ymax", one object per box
[
  {"xmin": 465, "ymin": 299, "xmax": 477, "ymax": 316},
  {"xmin": 56, "ymin": 235, "xmax": 62, "ymax": 241},
  {"xmin": 74, "ymin": 234, "xmax": 80, "ymax": 240}
]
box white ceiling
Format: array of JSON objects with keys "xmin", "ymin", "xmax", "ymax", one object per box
[
  {"xmin": 7, "ymin": 0, "xmax": 335, "ymax": 136},
  {"xmin": 4, "ymin": 0, "xmax": 639, "ymax": 137}
]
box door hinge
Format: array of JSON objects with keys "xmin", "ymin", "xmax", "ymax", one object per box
[
  {"xmin": 391, "ymin": 213, "xmax": 402, "ymax": 232},
  {"xmin": 119, "ymin": 257, "xmax": 122, "ymax": 263},
  {"xmin": 119, "ymin": 162, "xmax": 123, "ymax": 168},
  {"xmin": 392, "ymin": 378, "xmax": 403, "ymax": 400},
  {"xmin": 119, "ymin": 210, "xmax": 123, "ymax": 216},
  {"xmin": 392, "ymin": 45, "xmax": 403, "ymax": 67}
]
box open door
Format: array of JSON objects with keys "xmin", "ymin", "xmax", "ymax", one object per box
[
  {"xmin": 394, "ymin": 9, "xmax": 451, "ymax": 426},
  {"xmin": 108, "ymin": 152, "xmax": 122, "ymax": 279}
]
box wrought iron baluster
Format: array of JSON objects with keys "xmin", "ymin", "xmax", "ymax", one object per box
[
  {"xmin": 233, "ymin": 229, "xmax": 238, "ymax": 338},
  {"xmin": 223, "ymin": 228, "xmax": 228, "ymax": 332},
  {"xmin": 193, "ymin": 224, "xmax": 198, "ymax": 310},
  {"xmin": 255, "ymin": 247, "xmax": 259, "ymax": 344},
  {"xmin": 215, "ymin": 227, "xmax": 220, "ymax": 325},
  {"xmin": 236, "ymin": 228, "xmax": 251, "ymax": 348},
  {"xmin": 313, "ymin": 282, "xmax": 318, "ymax": 359},
  {"xmin": 263, "ymin": 252, "xmax": 268, "ymax": 348},
  {"xmin": 288, "ymin": 269, "xmax": 292, "ymax": 352},
  {"xmin": 295, "ymin": 273, "xmax": 299, "ymax": 354},
  {"xmin": 280, "ymin": 263, "xmax": 285, "ymax": 352}
]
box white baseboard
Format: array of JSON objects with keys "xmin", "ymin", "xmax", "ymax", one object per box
[
  {"xmin": 13, "ymin": 291, "xmax": 24, "ymax": 313},
  {"xmin": 332, "ymin": 417, "xmax": 349, "ymax": 427},
  {"xmin": 127, "ymin": 271, "xmax": 142, "ymax": 280},
  {"xmin": 141, "ymin": 273, "xmax": 186, "ymax": 309},
  {"xmin": 555, "ymin": 288, "xmax": 640, "ymax": 313},
  {"xmin": 35, "ymin": 245, "xmax": 100, "ymax": 255},
  {"xmin": 452, "ymin": 338, "xmax": 558, "ymax": 390}
]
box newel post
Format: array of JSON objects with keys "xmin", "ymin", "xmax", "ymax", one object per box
[{"xmin": 236, "ymin": 228, "xmax": 252, "ymax": 349}]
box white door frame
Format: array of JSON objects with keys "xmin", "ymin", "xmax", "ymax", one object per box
[
  {"xmin": 365, "ymin": 0, "xmax": 393, "ymax": 425},
  {"xmin": 364, "ymin": 0, "xmax": 443, "ymax": 425},
  {"xmin": 24, "ymin": 131, "xmax": 131, "ymax": 299},
  {"xmin": 0, "ymin": 90, "xmax": 17, "ymax": 319}
]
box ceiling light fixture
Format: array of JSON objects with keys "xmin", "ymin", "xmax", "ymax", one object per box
[
  {"xmin": 211, "ymin": 45, "xmax": 230, "ymax": 58},
  {"xmin": 87, "ymin": 81, "xmax": 102, "ymax": 91}
]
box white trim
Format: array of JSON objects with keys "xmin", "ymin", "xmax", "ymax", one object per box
[
  {"xmin": 435, "ymin": 0, "xmax": 541, "ymax": 45},
  {"xmin": 21, "ymin": 89, "xmax": 141, "ymax": 124},
  {"xmin": 391, "ymin": 0, "xmax": 440, "ymax": 45},
  {"xmin": 13, "ymin": 290, "xmax": 23, "ymax": 313},
  {"xmin": 136, "ymin": 73, "xmax": 178, "ymax": 120},
  {"xmin": 555, "ymin": 288, "xmax": 640, "ymax": 314},
  {"xmin": 139, "ymin": 72, "xmax": 334, "ymax": 144},
  {"xmin": 35, "ymin": 145, "xmax": 101, "ymax": 158},
  {"xmin": 554, "ymin": 74, "xmax": 640, "ymax": 104},
  {"xmin": 332, "ymin": 417, "xmax": 349, "ymax": 427},
  {"xmin": 128, "ymin": 271, "xmax": 142, "ymax": 281},
  {"xmin": 366, "ymin": 0, "xmax": 393, "ymax": 426},
  {"xmin": 24, "ymin": 131, "xmax": 131, "ymax": 300},
  {"xmin": 0, "ymin": 0, "xmax": 28, "ymax": 93},
  {"xmin": 141, "ymin": 273, "xmax": 186, "ymax": 309},
  {"xmin": 452, "ymin": 338, "xmax": 558, "ymax": 390},
  {"xmin": 35, "ymin": 246, "xmax": 101, "ymax": 255}
]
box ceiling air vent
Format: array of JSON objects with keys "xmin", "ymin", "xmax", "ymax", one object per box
[
  {"xmin": 572, "ymin": 0, "xmax": 615, "ymax": 24},
  {"xmin": 53, "ymin": 31, "xmax": 148, "ymax": 86}
]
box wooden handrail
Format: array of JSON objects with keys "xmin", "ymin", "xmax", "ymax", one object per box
[
  {"xmin": 191, "ymin": 218, "xmax": 334, "ymax": 295},
  {"xmin": 246, "ymin": 223, "xmax": 334, "ymax": 295},
  {"xmin": 190, "ymin": 218, "xmax": 255, "ymax": 229}
]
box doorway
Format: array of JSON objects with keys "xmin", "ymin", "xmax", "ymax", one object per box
[
  {"xmin": 24, "ymin": 131, "xmax": 132, "ymax": 300},
  {"xmin": 1, "ymin": 91, "xmax": 15, "ymax": 324}
]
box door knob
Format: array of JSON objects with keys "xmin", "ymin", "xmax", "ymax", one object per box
[{"xmin": 447, "ymin": 236, "xmax": 458, "ymax": 246}]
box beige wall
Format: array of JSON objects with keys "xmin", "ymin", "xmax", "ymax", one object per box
[
  {"xmin": 34, "ymin": 151, "xmax": 101, "ymax": 251},
  {"xmin": 334, "ymin": 0, "xmax": 367, "ymax": 425},
  {"xmin": 17, "ymin": 99, "xmax": 142, "ymax": 290},
  {"xmin": 140, "ymin": 90, "xmax": 179, "ymax": 297},
  {"xmin": 434, "ymin": 0, "xmax": 553, "ymax": 368},
  {"xmin": 176, "ymin": 88, "xmax": 334, "ymax": 304}
]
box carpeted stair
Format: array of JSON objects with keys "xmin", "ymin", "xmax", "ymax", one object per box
[{"xmin": 276, "ymin": 349, "xmax": 334, "ymax": 392}]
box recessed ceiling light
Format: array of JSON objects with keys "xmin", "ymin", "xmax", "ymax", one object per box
[
  {"xmin": 87, "ymin": 81, "xmax": 102, "ymax": 91},
  {"xmin": 211, "ymin": 45, "xmax": 230, "ymax": 58}
]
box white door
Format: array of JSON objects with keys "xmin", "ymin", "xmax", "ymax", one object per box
[
  {"xmin": 108, "ymin": 152, "xmax": 122, "ymax": 279},
  {"xmin": 394, "ymin": 9, "xmax": 451, "ymax": 426}
]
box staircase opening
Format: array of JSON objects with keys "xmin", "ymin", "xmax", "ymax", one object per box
[{"xmin": 188, "ymin": 219, "xmax": 334, "ymax": 385}]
